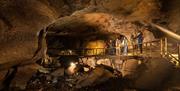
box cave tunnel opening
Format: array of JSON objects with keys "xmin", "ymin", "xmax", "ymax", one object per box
[{"xmin": 46, "ymin": 25, "xmax": 121, "ymax": 57}]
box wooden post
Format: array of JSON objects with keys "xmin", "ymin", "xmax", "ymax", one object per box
[
  {"xmin": 96, "ymin": 48, "xmax": 97, "ymax": 55},
  {"xmin": 160, "ymin": 38, "xmax": 163, "ymax": 56},
  {"xmin": 150, "ymin": 43, "xmax": 152, "ymax": 57},
  {"xmin": 165, "ymin": 37, "xmax": 168, "ymax": 55},
  {"xmin": 132, "ymin": 43, "xmax": 134, "ymax": 55},
  {"xmin": 178, "ymin": 44, "xmax": 180, "ymax": 60},
  {"xmin": 145, "ymin": 43, "xmax": 148, "ymax": 57}
]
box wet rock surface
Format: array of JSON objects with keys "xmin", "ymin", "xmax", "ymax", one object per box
[
  {"xmin": 0, "ymin": 56, "xmax": 178, "ymax": 91},
  {"xmin": 25, "ymin": 64, "xmax": 126, "ymax": 91}
]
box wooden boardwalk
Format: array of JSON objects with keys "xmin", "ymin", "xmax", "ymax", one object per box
[{"xmin": 48, "ymin": 38, "xmax": 180, "ymax": 66}]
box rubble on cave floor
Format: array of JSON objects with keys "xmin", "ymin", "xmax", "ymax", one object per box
[
  {"xmin": 6, "ymin": 57, "xmax": 179, "ymax": 91},
  {"xmin": 2, "ymin": 58, "xmax": 178, "ymax": 91},
  {"xmin": 24, "ymin": 62, "xmax": 133, "ymax": 91}
]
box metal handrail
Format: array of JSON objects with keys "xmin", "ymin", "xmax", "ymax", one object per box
[
  {"xmin": 160, "ymin": 38, "xmax": 180, "ymax": 66},
  {"xmin": 48, "ymin": 39, "xmax": 161, "ymax": 57},
  {"xmin": 47, "ymin": 38, "xmax": 180, "ymax": 68}
]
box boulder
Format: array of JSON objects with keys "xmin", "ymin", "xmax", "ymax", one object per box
[{"xmin": 76, "ymin": 65, "xmax": 114, "ymax": 88}]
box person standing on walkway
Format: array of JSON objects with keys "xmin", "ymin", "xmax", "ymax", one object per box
[
  {"xmin": 121, "ymin": 36, "xmax": 128, "ymax": 55},
  {"xmin": 136, "ymin": 31, "xmax": 143, "ymax": 53},
  {"xmin": 107, "ymin": 39, "xmax": 115, "ymax": 55},
  {"xmin": 115, "ymin": 37, "xmax": 121, "ymax": 55},
  {"xmin": 112, "ymin": 39, "xmax": 116, "ymax": 55}
]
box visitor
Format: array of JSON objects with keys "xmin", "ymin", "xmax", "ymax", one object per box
[
  {"xmin": 107, "ymin": 40, "xmax": 113, "ymax": 55},
  {"xmin": 107, "ymin": 39, "xmax": 116, "ymax": 55},
  {"xmin": 121, "ymin": 36, "xmax": 128, "ymax": 55},
  {"xmin": 112, "ymin": 39, "xmax": 116, "ymax": 55},
  {"xmin": 115, "ymin": 37, "xmax": 121, "ymax": 55},
  {"xmin": 136, "ymin": 31, "xmax": 143, "ymax": 53}
]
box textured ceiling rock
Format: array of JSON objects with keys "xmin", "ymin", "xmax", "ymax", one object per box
[
  {"xmin": 128, "ymin": 0, "xmax": 161, "ymax": 21},
  {"xmin": 0, "ymin": 0, "xmax": 179, "ymax": 33},
  {"xmin": 47, "ymin": 13, "xmax": 128, "ymax": 35},
  {"xmin": 89, "ymin": 0, "xmax": 161, "ymax": 21},
  {"xmin": 47, "ymin": 12, "xmax": 155, "ymax": 42}
]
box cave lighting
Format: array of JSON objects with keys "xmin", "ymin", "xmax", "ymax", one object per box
[{"xmin": 68, "ymin": 62, "xmax": 77, "ymax": 74}]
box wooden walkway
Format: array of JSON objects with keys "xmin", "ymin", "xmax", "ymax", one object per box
[{"xmin": 48, "ymin": 38, "xmax": 180, "ymax": 66}]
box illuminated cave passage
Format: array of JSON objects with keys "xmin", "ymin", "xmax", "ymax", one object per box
[
  {"xmin": 40, "ymin": 13, "xmax": 177, "ymax": 91},
  {"xmin": 0, "ymin": 0, "xmax": 180, "ymax": 91},
  {"xmin": 46, "ymin": 13, "xmax": 157, "ymax": 56}
]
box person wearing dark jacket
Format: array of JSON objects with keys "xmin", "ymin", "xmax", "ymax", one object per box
[{"xmin": 136, "ymin": 31, "xmax": 143, "ymax": 53}]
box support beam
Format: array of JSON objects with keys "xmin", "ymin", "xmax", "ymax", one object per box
[{"xmin": 151, "ymin": 23, "xmax": 180, "ymax": 40}]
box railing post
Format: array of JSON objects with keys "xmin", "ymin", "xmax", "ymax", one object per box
[
  {"xmin": 96, "ymin": 48, "xmax": 97, "ymax": 55},
  {"xmin": 132, "ymin": 44, "xmax": 134, "ymax": 56},
  {"xmin": 165, "ymin": 37, "xmax": 168, "ymax": 55},
  {"xmin": 92, "ymin": 49, "xmax": 93, "ymax": 55},
  {"xmin": 160, "ymin": 38, "xmax": 163, "ymax": 56},
  {"xmin": 150, "ymin": 43, "xmax": 152, "ymax": 57},
  {"xmin": 145, "ymin": 43, "xmax": 148, "ymax": 57},
  {"xmin": 178, "ymin": 44, "xmax": 180, "ymax": 60}
]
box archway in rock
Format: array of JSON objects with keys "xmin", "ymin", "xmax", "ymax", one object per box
[{"xmin": 46, "ymin": 13, "xmax": 156, "ymax": 56}]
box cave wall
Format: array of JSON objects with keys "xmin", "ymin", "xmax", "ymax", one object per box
[
  {"xmin": 0, "ymin": 0, "xmax": 56, "ymax": 68},
  {"xmin": 161, "ymin": 0, "xmax": 180, "ymax": 34}
]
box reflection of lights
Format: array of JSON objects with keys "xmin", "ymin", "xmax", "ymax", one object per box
[
  {"xmin": 138, "ymin": 60, "xmax": 142, "ymax": 65},
  {"xmin": 172, "ymin": 54, "xmax": 178, "ymax": 58},
  {"xmin": 70, "ymin": 62, "xmax": 76, "ymax": 67},
  {"xmin": 68, "ymin": 62, "xmax": 77, "ymax": 74}
]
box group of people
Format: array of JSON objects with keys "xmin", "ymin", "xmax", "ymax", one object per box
[
  {"xmin": 106, "ymin": 35, "xmax": 128, "ymax": 55},
  {"xmin": 106, "ymin": 31, "xmax": 144, "ymax": 55}
]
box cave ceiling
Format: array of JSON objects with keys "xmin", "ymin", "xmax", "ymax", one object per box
[{"xmin": 0, "ymin": 0, "xmax": 179, "ymax": 33}]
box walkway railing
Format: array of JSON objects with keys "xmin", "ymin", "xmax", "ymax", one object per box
[
  {"xmin": 48, "ymin": 40, "xmax": 161, "ymax": 57},
  {"xmin": 160, "ymin": 38, "xmax": 180, "ymax": 66},
  {"xmin": 48, "ymin": 38, "xmax": 180, "ymax": 66}
]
